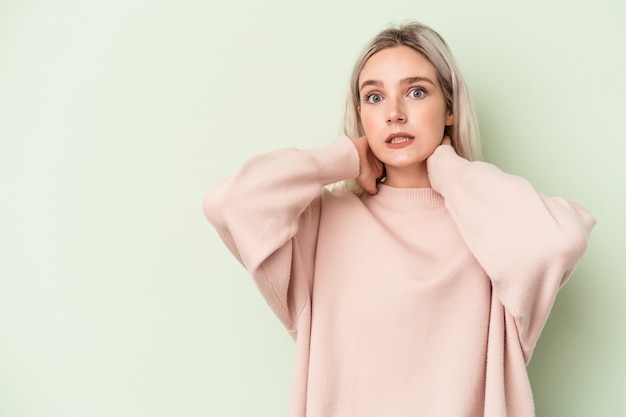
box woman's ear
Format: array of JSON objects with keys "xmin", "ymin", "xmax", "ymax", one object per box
[{"xmin": 445, "ymin": 110, "xmax": 454, "ymax": 126}]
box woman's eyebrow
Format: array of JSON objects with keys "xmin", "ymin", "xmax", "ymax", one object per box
[
  {"xmin": 360, "ymin": 76, "xmax": 436, "ymax": 92},
  {"xmin": 401, "ymin": 76, "xmax": 436, "ymax": 86},
  {"xmin": 359, "ymin": 79, "xmax": 382, "ymax": 92}
]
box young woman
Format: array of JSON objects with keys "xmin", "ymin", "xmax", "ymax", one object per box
[{"xmin": 203, "ymin": 22, "xmax": 595, "ymax": 417}]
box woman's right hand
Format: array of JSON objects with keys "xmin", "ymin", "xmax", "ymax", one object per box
[{"xmin": 353, "ymin": 136, "xmax": 384, "ymax": 195}]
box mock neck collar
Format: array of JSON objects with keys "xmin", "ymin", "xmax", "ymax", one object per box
[{"xmin": 370, "ymin": 184, "xmax": 444, "ymax": 205}]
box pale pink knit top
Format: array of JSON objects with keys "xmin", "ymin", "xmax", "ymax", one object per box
[{"xmin": 204, "ymin": 136, "xmax": 595, "ymax": 417}]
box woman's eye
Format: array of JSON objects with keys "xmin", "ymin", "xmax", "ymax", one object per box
[
  {"xmin": 365, "ymin": 93, "xmax": 383, "ymax": 104},
  {"xmin": 409, "ymin": 88, "xmax": 426, "ymax": 99}
]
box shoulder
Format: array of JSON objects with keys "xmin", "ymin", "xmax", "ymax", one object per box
[
  {"xmin": 320, "ymin": 183, "xmax": 367, "ymax": 211},
  {"xmin": 323, "ymin": 183, "xmax": 363, "ymax": 200}
]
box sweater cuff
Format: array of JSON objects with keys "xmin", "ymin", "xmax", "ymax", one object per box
[
  {"xmin": 307, "ymin": 135, "xmax": 360, "ymax": 186},
  {"xmin": 427, "ymin": 144, "xmax": 472, "ymax": 197}
]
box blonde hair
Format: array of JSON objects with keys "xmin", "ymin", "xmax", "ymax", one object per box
[{"xmin": 342, "ymin": 22, "xmax": 481, "ymax": 194}]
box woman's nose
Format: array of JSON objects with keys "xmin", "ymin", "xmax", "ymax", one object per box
[{"xmin": 387, "ymin": 99, "xmax": 406, "ymax": 123}]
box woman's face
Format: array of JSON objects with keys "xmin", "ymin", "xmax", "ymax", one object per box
[{"xmin": 358, "ymin": 45, "xmax": 452, "ymax": 187}]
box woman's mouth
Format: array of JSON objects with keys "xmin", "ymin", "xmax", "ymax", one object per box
[
  {"xmin": 386, "ymin": 133, "xmax": 414, "ymax": 148},
  {"xmin": 388, "ymin": 136, "xmax": 412, "ymax": 144}
]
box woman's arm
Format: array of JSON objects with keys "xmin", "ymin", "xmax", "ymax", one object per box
[
  {"xmin": 203, "ymin": 136, "xmax": 360, "ymax": 334},
  {"xmin": 427, "ymin": 143, "xmax": 596, "ymax": 361}
]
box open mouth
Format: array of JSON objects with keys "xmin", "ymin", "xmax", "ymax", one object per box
[
  {"xmin": 385, "ymin": 132, "xmax": 413, "ymax": 144},
  {"xmin": 387, "ymin": 136, "xmax": 413, "ymax": 144},
  {"xmin": 386, "ymin": 133, "xmax": 415, "ymax": 147}
]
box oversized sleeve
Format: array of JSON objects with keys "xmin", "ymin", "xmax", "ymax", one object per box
[
  {"xmin": 427, "ymin": 144, "xmax": 596, "ymax": 362},
  {"xmin": 203, "ymin": 136, "xmax": 360, "ymax": 335}
]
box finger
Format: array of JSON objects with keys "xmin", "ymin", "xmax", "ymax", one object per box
[{"xmin": 374, "ymin": 167, "xmax": 384, "ymax": 181}]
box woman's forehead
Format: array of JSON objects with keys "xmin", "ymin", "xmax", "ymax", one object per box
[{"xmin": 359, "ymin": 46, "xmax": 438, "ymax": 86}]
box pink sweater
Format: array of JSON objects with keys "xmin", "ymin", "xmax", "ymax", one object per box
[{"xmin": 203, "ymin": 136, "xmax": 595, "ymax": 417}]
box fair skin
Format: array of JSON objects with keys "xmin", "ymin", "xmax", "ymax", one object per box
[{"xmin": 353, "ymin": 46, "xmax": 453, "ymax": 194}]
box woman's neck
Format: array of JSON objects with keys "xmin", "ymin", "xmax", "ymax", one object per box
[{"xmin": 383, "ymin": 164, "xmax": 431, "ymax": 188}]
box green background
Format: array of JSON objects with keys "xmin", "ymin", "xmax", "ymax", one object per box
[{"xmin": 1, "ymin": 0, "xmax": 624, "ymax": 415}]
